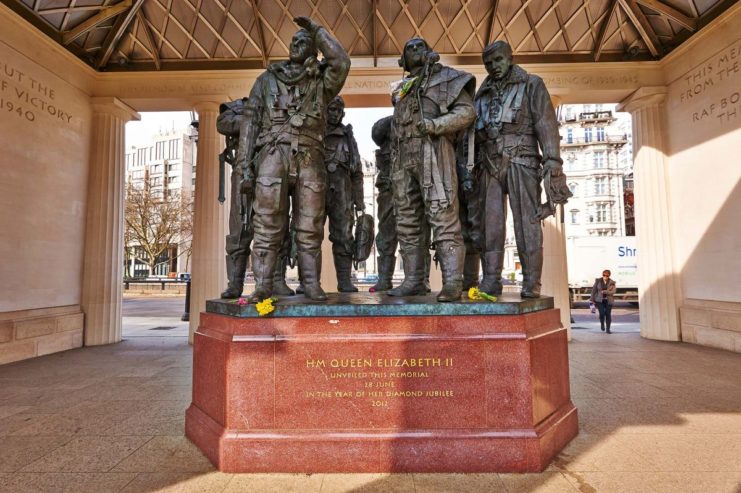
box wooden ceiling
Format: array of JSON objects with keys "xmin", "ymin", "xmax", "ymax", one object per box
[{"xmin": 2, "ymin": 0, "xmax": 735, "ymax": 71}]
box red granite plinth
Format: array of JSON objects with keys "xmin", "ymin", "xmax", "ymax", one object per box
[{"xmin": 185, "ymin": 307, "xmax": 578, "ymax": 473}]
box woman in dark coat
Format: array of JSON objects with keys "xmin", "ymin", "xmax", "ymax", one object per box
[{"xmin": 590, "ymin": 270, "xmax": 617, "ymax": 333}]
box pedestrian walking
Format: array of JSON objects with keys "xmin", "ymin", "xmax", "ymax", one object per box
[{"xmin": 590, "ymin": 269, "xmax": 616, "ymax": 333}]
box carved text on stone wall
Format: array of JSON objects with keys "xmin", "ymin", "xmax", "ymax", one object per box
[
  {"xmin": 0, "ymin": 62, "xmax": 75, "ymax": 124},
  {"xmin": 541, "ymin": 74, "xmax": 639, "ymax": 87},
  {"xmin": 675, "ymin": 40, "xmax": 741, "ymax": 127}
]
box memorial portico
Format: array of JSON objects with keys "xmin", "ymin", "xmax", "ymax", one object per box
[{"xmin": 1, "ymin": 0, "xmax": 740, "ymax": 364}]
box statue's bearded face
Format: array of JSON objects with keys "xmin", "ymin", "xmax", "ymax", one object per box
[
  {"xmin": 403, "ymin": 39, "xmax": 429, "ymax": 71},
  {"xmin": 483, "ymin": 47, "xmax": 512, "ymax": 80},
  {"xmin": 327, "ymin": 102, "xmax": 344, "ymax": 126},
  {"xmin": 289, "ymin": 31, "xmax": 315, "ymax": 63}
]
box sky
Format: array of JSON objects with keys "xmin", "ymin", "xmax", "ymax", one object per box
[{"xmin": 125, "ymin": 107, "xmax": 393, "ymax": 163}]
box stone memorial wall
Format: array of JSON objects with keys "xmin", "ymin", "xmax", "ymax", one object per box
[
  {"xmin": 664, "ymin": 5, "xmax": 741, "ymax": 351},
  {"xmin": 0, "ymin": 6, "xmax": 92, "ymax": 362}
]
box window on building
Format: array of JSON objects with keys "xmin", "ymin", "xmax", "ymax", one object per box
[
  {"xmin": 594, "ymin": 152, "xmax": 605, "ymax": 168},
  {"xmin": 596, "ymin": 127, "xmax": 605, "ymax": 141},
  {"xmin": 169, "ymin": 139, "xmax": 180, "ymax": 159},
  {"xmin": 566, "ymin": 128, "xmax": 573, "ymax": 143},
  {"xmin": 570, "ymin": 210, "xmax": 579, "ymax": 224},
  {"xmin": 596, "ymin": 203, "xmax": 608, "ymax": 222},
  {"xmin": 594, "ymin": 177, "xmax": 607, "ymax": 195},
  {"xmin": 568, "ymin": 182, "xmax": 578, "ymax": 196},
  {"xmin": 584, "ymin": 127, "xmax": 593, "ymax": 142},
  {"xmin": 155, "ymin": 141, "xmax": 165, "ymax": 160}
]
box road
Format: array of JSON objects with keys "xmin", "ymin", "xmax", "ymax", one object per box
[
  {"xmin": 123, "ymin": 296, "xmax": 190, "ymax": 337},
  {"xmin": 123, "ymin": 297, "xmax": 640, "ymax": 334},
  {"xmin": 124, "ymin": 296, "xmax": 188, "ymax": 318},
  {"xmin": 571, "ymin": 301, "xmax": 639, "ymax": 323}
]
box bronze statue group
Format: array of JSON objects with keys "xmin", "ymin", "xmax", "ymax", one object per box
[{"xmin": 217, "ymin": 16, "xmax": 571, "ymax": 304}]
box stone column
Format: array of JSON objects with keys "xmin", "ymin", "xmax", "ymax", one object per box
[
  {"xmin": 81, "ymin": 97, "xmax": 139, "ymax": 346},
  {"xmin": 617, "ymin": 87, "xmax": 681, "ymax": 341},
  {"xmin": 189, "ymin": 101, "xmax": 227, "ymax": 342},
  {"xmin": 541, "ymin": 95, "xmax": 571, "ymax": 337},
  {"xmin": 542, "ymin": 208, "xmax": 572, "ymax": 336}
]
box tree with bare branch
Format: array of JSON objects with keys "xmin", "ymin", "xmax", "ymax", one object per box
[{"xmin": 124, "ymin": 179, "xmax": 193, "ymax": 278}]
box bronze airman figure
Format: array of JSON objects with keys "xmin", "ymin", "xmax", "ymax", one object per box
[
  {"xmin": 388, "ymin": 38, "xmax": 476, "ymax": 302},
  {"xmin": 237, "ymin": 16, "xmax": 350, "ymax": 303}
]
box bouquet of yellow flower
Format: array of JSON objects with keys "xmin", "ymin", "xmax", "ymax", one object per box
[
  {"xmin": 468, "ymin": 287, "xmax": 497, "ymax": 302},
  {"xmin": 255, "ymin": 297, "xmax": 278, "ymax": 316}
]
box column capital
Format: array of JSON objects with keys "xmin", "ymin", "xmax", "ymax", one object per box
[
  {"xmin": 90, "ymin": 97, "xmax": 140, "ymax": 122},
  {"xmin": 191, "ymin": 98, "xmax": 226, "ymax": 114},
  {"xmin": 617, "ymin": 86, "xmax": 667, "ymax": 114}
]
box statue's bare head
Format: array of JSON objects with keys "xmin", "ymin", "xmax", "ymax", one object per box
[
  {"xmin": 483, "ymin": 40, "xmax": 513, "ymax": 80},
  {"xmin": 290, "ymin": 29, "xmax": 318, "ymax": 64},
  {"xmin": 327, "ymin": 96, "xmax": 345, "ymax": 126}
]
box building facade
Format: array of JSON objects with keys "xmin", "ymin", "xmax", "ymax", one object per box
[
  {"xmin": 503, "ymin": 104, "xmax": 633, "ymax": 279},
  {"xmin": 124, "ymin": 125, "xmax": 198, "ymax": 278},
  {"xmin": 559, "ymin": 104, "xmax": 632, "ymax": 238}
]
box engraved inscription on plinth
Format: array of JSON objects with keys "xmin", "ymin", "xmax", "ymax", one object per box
[{"xmin": 278, "ymin": 350, "xmax": 481, "ymax": 429}]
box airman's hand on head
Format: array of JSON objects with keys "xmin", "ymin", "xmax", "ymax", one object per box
[{"xmin": 294, "ymin": 16, "xmax": 320, "ymax": 35}]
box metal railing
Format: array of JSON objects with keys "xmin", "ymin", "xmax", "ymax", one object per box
[{"xmin": 562, "ymin": 135, "xmax": 628, "ymax": 145}]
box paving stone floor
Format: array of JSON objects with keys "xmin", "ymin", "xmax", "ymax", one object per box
[{"xmin": 1, "ymin": 322, "xmax": 740, "ymax": 492}]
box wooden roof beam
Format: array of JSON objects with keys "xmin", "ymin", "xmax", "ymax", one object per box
[
  {"xmin": 636, "ymin": 0, "xmax": 696, "ymax": 31},
  {"xmin": 618, "ymin": 0, "xmax": 661, "ymax": 57},
  {"xmin": 248, "ymin": 0, "xmax": 269, "ymax": 68},
  {"xmin": 136, "ymin": 10, "xmax": 160, "ymax": 70},
  {"xmin": 372, "ymin": 0, "xmax": 378, "ymax": 66},
  {"xmin": 62, "ymin": 0, "xmax": 133, "ymax": 45},
  {"xmin": 95, "ymin": 0, "xmax": 146, "ymax": 69},
  {"xmin": 486, "ymin": 0, "xmax": 499, "ymax": 46},
  {"xmin": 594, "ymin": 0, "xmax": 619, "ymax": 61}
]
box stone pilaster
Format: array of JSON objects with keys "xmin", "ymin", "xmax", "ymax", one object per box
[
  {"xmin": 541, "ymin": 95, "xmax": 571, "ymax": 336},
  {"xmin": 189, "ymin": 101, "xmax": 227, "ymax": 342},
  {"xmin": 542, "ymin": 207, "xmax": 572, "ymax": 337},
  {"xmin": 81, "ymin": 97, "xmax": 139, "ymax": 346},
  {"xmin": 617, "ymin": 87, "xmax": 681, "ymax": 341}
]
